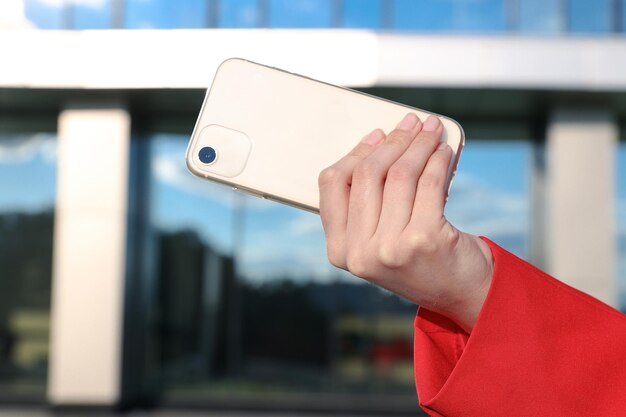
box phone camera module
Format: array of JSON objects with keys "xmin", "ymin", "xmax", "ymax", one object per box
[{"xmin": 198, "ymin": 146, "xmax": 217, "ymax": 165}]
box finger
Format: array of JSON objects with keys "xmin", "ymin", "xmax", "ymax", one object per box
[
  {"xmin": 319, "ymin": 128, "xmax": 385, "ymax": 268},
  {"xmin": 377, "ymin": 115, "xmax": 443, "ymax": 234},
  {"xmin": 410, "ymin": 139, "xmax": 453, "ymax": 227},
  {"xmin": 347, "ymin": 113, "xmax": 422, "ymax": 242}
]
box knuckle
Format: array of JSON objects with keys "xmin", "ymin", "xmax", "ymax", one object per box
[
  {"xmin": 406, "ymin": 232, "xmax": 438, "ymax": 255},
  {"xmin": 416, "ymin": 133, "xmax": 440, "ymax": 152},
  {"xmin": 386, "ymin": 130, "xmax": 412, "ymax": 147},
  {"xmin": 421, "ymin": 131, "xmax": 441, "ymax": 145},
  {"xmin": 328, "ymin": 253, "xmax": 346, "ymax": 270},
  {"xmin": 418, "ymin": 171, "xmax": 442, "ymax": 189},
  {"xmin": 353, "ymin": 160, "xmax": 381, "ymax": 182},
  {"xmin": 326, "ymin": 242, "xmax": 346, "ymax": 269},
  {"xmin": 351, "ymin": 142, "xmax": 376, "ymax": 158},
  {"xmin": 387, "ymin": 161, "xmax": 415, "ymax": 182},
  {"xmin": 377, "ymin": 243, "xmax": 403, "ymax": 269},
  {"xmin": 318, "ymin": 166, "xmax": 341, "ymax": 187},
  {"xmin": 346, "ymin": 251, "xmax": 368, "ymax": 277}
]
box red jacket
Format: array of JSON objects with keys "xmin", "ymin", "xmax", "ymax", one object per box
[{"xmin": 414, "ymin": 237, "xmax": 626, "ymax": 417}]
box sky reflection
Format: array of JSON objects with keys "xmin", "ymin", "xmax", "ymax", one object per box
[{"xmin": 151, "ymin": 135, "xmax": 532, "ymax": 284}]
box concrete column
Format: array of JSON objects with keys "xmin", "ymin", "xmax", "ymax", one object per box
[
  {"xmin": 48, "ymin": 103, "xmax": 130, "ymax": 405},
  {"xmin": 546, "ymin": 110, "xmax": 618, "ymax": 306}
]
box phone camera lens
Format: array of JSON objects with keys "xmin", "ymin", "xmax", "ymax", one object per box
[{"xmin": 198, "ymin": 146, "xmax": 217, "ymax": 165}]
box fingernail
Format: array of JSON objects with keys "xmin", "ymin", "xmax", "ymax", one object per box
[
  {"xmin": 396, "ymin": 113, "xmax": 419, "ymax": 131},
  {"xmin": 361, "ymin": 128, "xmax": 384, "ymax": 145},
  {"xmin": 423, "ymin": 116, "xmax": 441, "ymax": 132},
  {"xmin": 437, "ymin": 141, "xmax": 450, "ymax": 151}
]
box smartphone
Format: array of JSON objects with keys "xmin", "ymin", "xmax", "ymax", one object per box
[{"xmin": 186, "ymin": 58, "xmax": 464, "ymax": 213}]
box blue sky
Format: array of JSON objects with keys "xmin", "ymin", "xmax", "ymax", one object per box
[{"xmin": 21, "ymin": 0, "xmax": 623, "ymax": 33}]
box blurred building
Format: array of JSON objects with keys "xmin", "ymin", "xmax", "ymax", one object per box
[{"xmin": 0, "ymin": 0, "xmax": 625, "ymax": 415}]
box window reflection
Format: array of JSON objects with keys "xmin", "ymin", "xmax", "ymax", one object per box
[
  {"xmin": 219, "ymin": 0, "xmax": 261, "ymax": 28},
  {"xmin": 147, "ymin": 135, "xmax": 531, "ymax": 400},
  {"xmin": 151, "ymin": 135, "xmax": 234, "ymax": 254},
  {"xmin": 269, "ymin": 0, "xmax": 333, "ymax": 28},
  {"xmin": 394, "ymin": 0, "xmax": 506, "ymax": 32},
  {"xmin": 149, "ymin": 134, "xmax": 417, "ymax": 395},
  {"xmin": 0, "ymin": 133, "xmax": 56, "ymax": 396},
  {"xmin": 24, "ymin": 0, "xmax": 65, "ymax": 29},
  {"xmin": 568, "ymin": 0, "xmax": 613, "ymax": 33},
  {"xmin": 124, "ymin": 0, "xmax": 208, "ymax": 29},
  {"xmin": 446, "ymin": 141, "xmax": 531, "ymax": 259},
  {"xmin": 519, "ymin": 0, "xmax": 563, "ymax": 33},
  {"xmin": 343, "ymin": 0, "xmax": 381, "ymax": 29},
  {"xmin": 72, "ymin": 0, "xmax": 112, "ymax": 29},
  {"xmin": 18, "ymin": 0, "xmax": 626, "ymax": 35}
]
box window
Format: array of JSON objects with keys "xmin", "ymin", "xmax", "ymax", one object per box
[
  {"xmin": 343, "ymin": 0, "xmax": 381, "ymax": 29},
  {"xmin": 24, "ymin": 0, "xmax": 66, "ymax": 29},
  {"xmin": 568, "ymin": 0, "xmax": 613, "ymax": 33},
  {"xmin": 446, "ymin": 141, "xmax": 531, "ymax": 259},
  {"xmin": 147, "ymin": 134, "xmax": 418, "ymax": 407},
  {"xmin": 393, "ymin": 0, "xmax": 507, "ymax": 32},
  {"xmin": 72, "ymin": 0, "xmax": 113, "ymax": 29},
  {"xmin": 0, "ymin": 132, "xmax": 56, "ymax": 398},
  {"xmin": 124, "ymin": 0, "xmax": 208, "ymax": 29},
  {"xmin": 519, "ymin": 0, "xmax": 563, "ymax": 33},
  {"xmin": 141, "ymin": 133, "xmax": 531, "ymax": 410},
  {"xmin": 219, "ymin": 0, "xmax": 261, "ymax": 28},
  {"xmin": 150, "ymin": 134, "xmax": 235, "ymax": 254},
  {"xmin": 269, "ymin": 0, "xmax": 333, "ymax": 28}
]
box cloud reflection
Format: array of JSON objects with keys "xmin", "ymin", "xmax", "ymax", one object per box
[
  {"xmin": 0, "ymin": 134, "xmax": 56, "ymax": 164},
  {"xmin": 152, "ymin": 150, "xmax": 273, "ymax": 211},
  {"xmin": 152, "ymin": 139, "xmax": 533, "ymax": 283}
]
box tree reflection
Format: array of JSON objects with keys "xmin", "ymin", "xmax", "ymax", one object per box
[{"xmin": 156, "ymin": 228, "xmax": 417, "ymax": 394}]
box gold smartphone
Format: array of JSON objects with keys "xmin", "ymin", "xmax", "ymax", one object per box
[{"xmin": 186, "ymin": 58, "xmax": 465, "ymax": 213}]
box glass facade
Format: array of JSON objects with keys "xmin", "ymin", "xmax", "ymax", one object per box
[
  {"xmin": 0, "ymin": 132, "xmax": 56, "ymax": 397},
  {"xmin": 143, "ymin": 133, "xmax": 531, "ymax": 402},
  {"xmin": 269, "ymin": 0, "xmax": 333, "ymax": 28},
  {"xmin": 446, "ymin": 141, "xmax": 531, "ymax": 259},
  {"xmin": 519, "ymin": 0, "xmax": 563, "ymax": 33},
  {"xmin": 149, "ymin": 135, "xmax": 415, "ymax": 398},
  {"xmin": 24, "ymin": 0, "xmax": 66, "ymax": 29},
  {"xmin": 394, "ymin": 0, "xmax": 506, "ymax": 32},
  {"xmin": 124, "ymin": 0, "xmax": 209, "ymax": 29},
  {"xmin": 568, "ymin": 0, "xmax": 614, "ymax": 33},
  {"xmin": 18, "ymin": 0, "xmax": 626, "ymax": 34},
  {"xmin": 72, "ymin": 0, "xmax": 113, "ymax": 30},
  {"xmin": 343, "ymin": 0, "xmax": 381, "ymax": 29},
  {"xmin": 219, "ymin": 0, "xmax": 262, "ymax": 28}
]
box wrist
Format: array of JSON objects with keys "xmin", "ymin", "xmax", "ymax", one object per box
[{"xmin": 427, "ymin": 233, "xmax": 494, "ymax": 333}]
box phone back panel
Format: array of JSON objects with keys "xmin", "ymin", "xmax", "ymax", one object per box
[{"xmin": 186, "ymin": 58, "xmax": 464, "ymax": 212}]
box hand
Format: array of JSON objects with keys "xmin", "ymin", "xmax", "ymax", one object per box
[{"xmin": 318, "ymin": 113, "xmax": 494, "ymax": 333}]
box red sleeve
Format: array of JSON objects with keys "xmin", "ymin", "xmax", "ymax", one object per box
[{"xmin": 413, "ymin": 237, "xmax": 626, "ymax": 417}]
